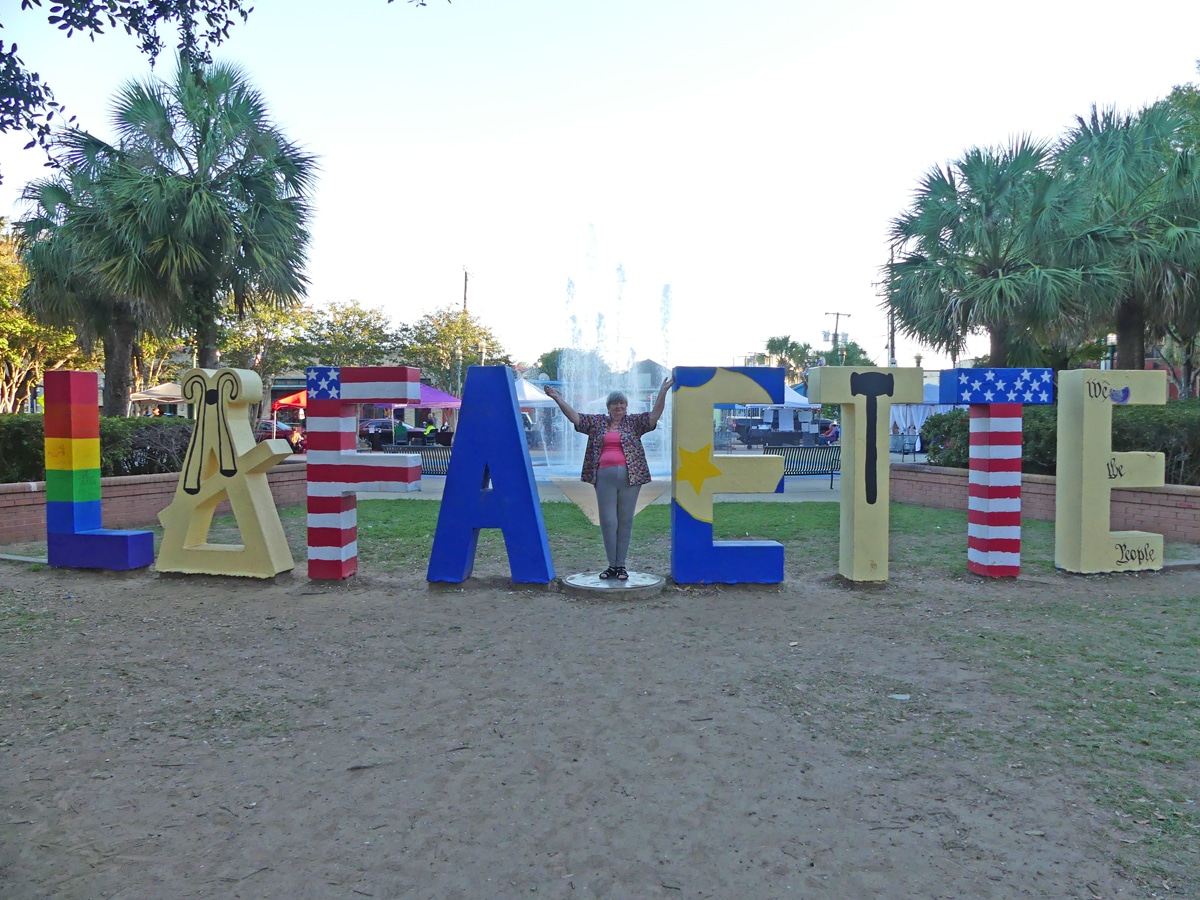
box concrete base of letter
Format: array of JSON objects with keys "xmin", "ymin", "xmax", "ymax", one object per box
[{"xmin": 561, "ymin": 570, "xmax": 666, "ymax": 598}]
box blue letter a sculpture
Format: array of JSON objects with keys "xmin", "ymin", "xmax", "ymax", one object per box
[{"xmin": 427, "ymin": 366, "xmax": 555, "ymax": 583}]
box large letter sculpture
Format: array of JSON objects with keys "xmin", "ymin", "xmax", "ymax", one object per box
[
  {"xmin": 940, "ymin": 368, "xmax": 1054, "ymax": 577},
  {"xmin": 427, "ymin": 366, "xmax": 554, "ymax": 583},
  {"xmin": 808, "ymin": 366, "xmax": 923, "ymax": 582},
  {"xmin": 43, "ymin": 370, "xmax": 154, "ymax": 570},
  {"xmin": 306, "ymin": 366, "xmax": 421, "ymax": 580},
  {"xmin": 671, "ymin": 367, "xmax": 785, "ymax": 584},
  {"xmin": 1055, "ymin": 369, "xmax": 1166, "ymax": 574},
  {"xmin": 157, "ymin": 368, "xmax": 294, "ymax": 578}
]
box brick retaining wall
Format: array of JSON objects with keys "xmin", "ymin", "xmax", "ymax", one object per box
[
  {"xmin": 0, "ymin": 459, "xmax": 308, "ymax": 545},
  {"xmin": 6, "ymin": 460, "xmax": 1200, "ymax": 546},
  {"xmin": 890, "ymin": 463, "xmax": 1200, "ymax": 543}
]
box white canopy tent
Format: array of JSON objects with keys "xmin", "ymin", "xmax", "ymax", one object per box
[
  {"xmin": 129, "ymin": 383, "xmax": 184, "ymax": 403},
  {"xmin": 743, "ymin": 386, "xmax": 821, "ymax": 411},
  {"xmin": 781, "ymin": 387, "xmax": 821, "ymax": 409},
  {"xmin": 515, "ymin": 379, "xmax": 556, "ymax": 407},
  {"xmin": 890, "ymin": 382, "xmax": 960, "ymax": 435},
  {"xmin": 751, "ymin": 387, "xmax": 824, "ymax": 434}
]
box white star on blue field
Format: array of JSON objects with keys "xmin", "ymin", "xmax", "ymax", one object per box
[
  {"xmin": 941, "ymin": 368, "xmax": 1054, "ymax": 405},
  {"xmin": 306, "ymin": 366, "xmax": 342, "ymax": 399}
]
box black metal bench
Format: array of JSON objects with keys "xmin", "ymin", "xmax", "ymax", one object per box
[
  {"xmin": 763, "ymin": 444, "xmax": 840, "ymax": 488},
  {"xmin": 416, "ymin": 445, "xmax": 452, "ymax": 476},
  {"xmin": 380, "ymin": 444, "xmax": 453, "ymax": 476}
]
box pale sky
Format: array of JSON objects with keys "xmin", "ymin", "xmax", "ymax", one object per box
[{"xmin": 3, "ymin": 0, "xmax": 1199, "ymax": 374}]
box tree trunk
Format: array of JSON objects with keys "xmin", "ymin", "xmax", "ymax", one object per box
[
  {"xmin": 15, "ymin": 368, "xmax": 38, "ymax": 413},
  {"xmin": 988, "ymin": 324, "xmax": 1010, "ymax": 368},
  {"xmin": 102, "ymin": 306, "xmax": 138, "ymax": 417},
  {"xmin": 196, "ymin": 320, "xmax": 220, "ymax": 369},
  {"xmin": 1114, "ymin": 297, "xmax": 1146, "ymax": 370},
  {"xmin": 0, "ymin": 362, "xmax": 19, "ymax": 413},
  {"xmin": 1045, "ymin": 348, "xmax": 1071, "ymax": 374},
  {"xmin": 193, "ymin": 293, "xmax": 221, "ymax": 369}
]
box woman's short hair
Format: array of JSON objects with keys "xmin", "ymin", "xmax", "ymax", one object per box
[{"xmin": 606, "ymin": 390, "xmax": 628, "ymax": 409}]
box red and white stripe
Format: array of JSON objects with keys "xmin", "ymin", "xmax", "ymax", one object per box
[
  {"xmin": 967, "ymin": 403, "xmax": 1022, "ymax": 577},
  {"xmin": 306, "ymin": 394, "xmax": 420, "ymax": 580},
  {"xmin": 339, "ymin": 366, "xmax": 420, "ymax": 403}
]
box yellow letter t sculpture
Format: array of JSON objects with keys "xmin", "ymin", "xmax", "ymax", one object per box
[
  {"xmin": 157, "ymin": 368, "xmax": 295, "ymax": 578},
  {"xmin": 807, "ymin": 366, "xmax": 923, "ymax": 582}
]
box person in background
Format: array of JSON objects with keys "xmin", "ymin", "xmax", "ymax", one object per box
[
  {"xmin": 424, "ymin": 417, "xmax": 437, "ymax": 439},
  {"xmin": 288, "ymin": 423, "xmax": 306, "ymax": 453},
  {"xmin": 819, "ymin": 422, "xmax": 840, "ymax": 445},
  {"xmin": 392, "ymin": 417, "xmax": 409, "ymax": 445},
  {"xmin": 544, "ymin": 376, "xmax": 674, "ymax": 581}
]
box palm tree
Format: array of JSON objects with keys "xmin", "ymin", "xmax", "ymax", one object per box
[
  {"xmin": 1055, "ymin": 103, "xmax": 1200, "ymax": 370},
  {"xmin": 17, "ymin": 169, "xmax": 168, "ymax": 416},
  {"xmin": 886, "ymin": 138, "xmax": 1105, "ymax": 367},
  {"xmin": 764, "ymin": 335, "xmax": 810, "ymax": 384},
  {"xmin": 62, "ymin": 56, "xmax": 316, "ymax": 368}
]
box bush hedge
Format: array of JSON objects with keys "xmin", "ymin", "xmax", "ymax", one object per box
[
  {"xmin": 0, "ymin": 415, "xmax": 194, "ymax": 484},
  {"xmin": 920, "ymin": 399, "xmax": 1200, "ymax": 486},
  {"xmin": 0, "ymin": 415, "xmax": 46, "ymax": 483}
]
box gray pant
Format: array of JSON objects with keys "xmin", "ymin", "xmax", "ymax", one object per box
[{"xmin": 595, "ymin": 466, "xmax": 641, "ymax": 567}]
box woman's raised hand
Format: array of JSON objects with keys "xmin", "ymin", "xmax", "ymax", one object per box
[
  {"xmin": 545, "ymin": 385, "xmax": 581, "ymax": 426},
  {"xmin": 649, "ymin": 374, "xmax": 674, "ymax": 426}
]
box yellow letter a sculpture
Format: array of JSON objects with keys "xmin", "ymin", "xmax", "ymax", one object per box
[
  {"xmin": 157, "ymin": 368, "xmax": 295, "ymax": 578},
  {"xmin": 1055, "ymin": 369, "xmax": 1166, "ymax": 574}
]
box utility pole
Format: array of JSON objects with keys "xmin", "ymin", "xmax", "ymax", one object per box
[
  {"xmin": 885, "ymin": 250, "xmax": 897, "ymax": 366},
  {"xmin": 826, "ymin": 311, "xmax": 851, "ymax": 364},
  {"xmin": 888, "ymin": 307, "xmax": 897, "ymax": 367},
  {"xmin": 458, "ymin": 266, "xmax": 470, "ymax": 396}
]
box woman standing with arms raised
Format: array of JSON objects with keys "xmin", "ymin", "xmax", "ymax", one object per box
[{"xmin": 544, "ymin": 376, "xmax": 674, "ymax": 580}]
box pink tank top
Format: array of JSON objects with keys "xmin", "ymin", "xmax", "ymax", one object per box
[{"xmin": 598, "ymin": 429, "xmax": 627, "ymax": 468}]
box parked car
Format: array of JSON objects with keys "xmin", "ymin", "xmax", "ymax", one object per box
[
  {"xmin": 742, "ymin": 415, "xmax": 839, "ymax": 447},
  {"xmin": 730, "ymin": 415, "xmax": 764, "ymax": 444},
  {"xmin": 254, "ymin": 420, "xmax": 293, "ymax": 440},
  {"xmin": 358, "ymin": 418, "xmax": 396, "ymax": 437},
  {"xmin": 359, "ymin": 417, "xmax": 426, "ymax": 445}
]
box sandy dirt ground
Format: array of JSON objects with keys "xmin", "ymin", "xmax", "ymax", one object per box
[{"xmin": 0, "ymin": 557, "xmax": 1194, "ymax": 899}]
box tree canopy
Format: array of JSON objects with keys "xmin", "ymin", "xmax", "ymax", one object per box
[
  {"xmin": 17, "ymin": 161, "xmax": 172, "ymax": 415},
  {"xmin": 37, "ymin": 57, "xmax": 317, "ymax": 370},
  {"xmin": 1055, "ymin": 103, "xmax": 1200, "ymax": 373},
  {"xmin": 884, "ymin": 75, "xmax": 1200, "ymax": 380},
  {"xmin": 886, "ymin": 138, "xmax": 1103, "ymax": 369},
  {"xmin": 293, "ymin": 300, "xmax": 401, "ymax": 368},
  {"xmin": 534, "ymin": 347, "xmax": 565, "ymax": 381},
  {"xmin": 397, "ymin": 306, "xmax": 512, "ymax": 395},
  {"xmin": 219, "ymin": 302, "xmax": 313, "ymax": 419},
  {"xmin": 0, "ymin": 229, "xmax": 86, "ymax": 412},
  {"xmin": 1, "ymin": 0, "xmax": 444, "ymax": 182},
  {"xmin": 1, "ymin": 0, "xmax": 253, "ymax": 181}
]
